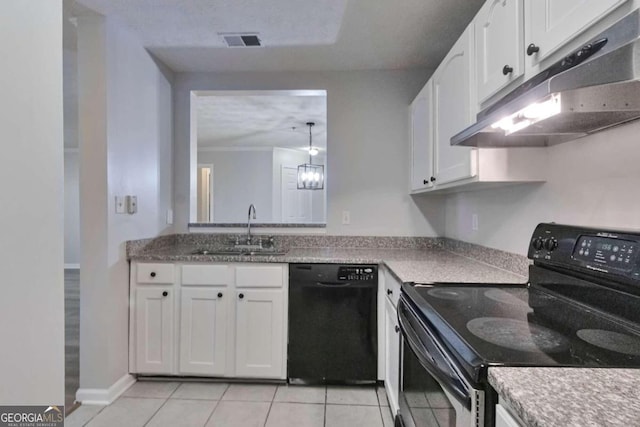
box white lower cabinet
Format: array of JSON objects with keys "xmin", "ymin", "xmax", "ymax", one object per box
[
  {"xmin": 135, "ymin": 286, "xmax": 174, "ymax": 374},
  {"xmin": 383, "ymin": 268, "xmax": 402, "ymax": 416},
  {"xmin": 179, "ymin": 287, "xmax": 228, "ymax": 376},
  {"xmin": 495, "ymin": 403, "xmax": 524, "ymax": 427},
  {"xmin": 130, "ymin": 262, "xmax": 287, "ymax": 380},
  {"xmin": 384, "ymin": 297, "xmax": 400, "ymax": 415},
  {"xmin": 235, "ymin": 289, "xmax": 285, "ymax": 378}
]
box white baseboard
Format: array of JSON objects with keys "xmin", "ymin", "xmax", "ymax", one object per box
[
  {"xmin": 64, "ymin": 263, "xmax": 80, "ymax": 270},
  {"xmin": 76, "ymin": 374, "xmax": 136, "ymax": 405}
]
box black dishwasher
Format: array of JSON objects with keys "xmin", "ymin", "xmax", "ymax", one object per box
[{"xmin": 288, "ymin": 264, "xmax": 378, "ymax": 384}]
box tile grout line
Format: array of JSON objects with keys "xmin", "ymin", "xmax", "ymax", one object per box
[
  {"xmin": 80, "ymin": 405, "xmax": 107, "ymax": 427},
  {"xmin": 141, "ymin": 382, "xmax": 180, "ymax": 427},
  {"xmin": 202, "ymin": 383, "xmax": 229, "ymax": 427},
  {"xmin": 323, "ymin": 386, "xmax": 327, "ymax": 427},
  {"xmin": 262, "ymin": 385, "xmax": 278, "ymax": 427},
  {"xmin": 376, "ymin": 385, "xmax": 385, "ymax": 426}
]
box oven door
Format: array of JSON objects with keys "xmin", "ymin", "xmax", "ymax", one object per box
[{"xmin": 397, "ymin": 295, "xmax": 484, "ymax": 427}]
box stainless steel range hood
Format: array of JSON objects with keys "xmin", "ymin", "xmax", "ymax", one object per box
[{"xmin": 452, "ymin": 10, "xmax": 640, "ymax": 148}]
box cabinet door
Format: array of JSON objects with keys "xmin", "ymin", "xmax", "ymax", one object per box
[
  {"xmin": 433, "ymin": 23, "xmax": 477, "ymax": 186},
  {"xmin": 476, "ymin": 0, "xmax": 524, "ymax": 103},
  {"xmin": 135, "ymin": 287, "xmax": 174, "ymax": 374},
  {"xmin": 179, "ymin": 288, "xmax": 228, "ymax": 375},
  {"xmin": 384, "ymin": 298, "xmax": 401, "ymax": 416},
  {"xmin": 410, "ymin": 80, "xmax": 434, "ymax": 191},
  {"xmin": 235, "ymin": 289, "xmax": 284, "ymax": 378},
  {"xmin": 527, "ymin": 0, "xmax": 627, "ymax": 63}
]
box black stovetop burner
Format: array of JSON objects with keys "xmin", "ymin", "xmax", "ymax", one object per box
[{"xmin": 401, "ymin": 223, "xmax": 640, "ymax": 386}]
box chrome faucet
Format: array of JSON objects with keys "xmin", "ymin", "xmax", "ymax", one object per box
[{"xmin": 247, "ymin": 204, "xmax": 256, "ymax": 244}]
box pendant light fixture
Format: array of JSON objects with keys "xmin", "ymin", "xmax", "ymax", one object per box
[{"xmin": 297, "ymin": 122, "xmax": 324, "ymax": 190}]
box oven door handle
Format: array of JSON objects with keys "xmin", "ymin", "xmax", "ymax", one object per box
[{"xmin": 398, "ymin": 298, "xmax": 472, "ymax": 409}]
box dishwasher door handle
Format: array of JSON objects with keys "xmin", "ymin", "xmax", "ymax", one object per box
[{"xmin": 316, "ymin": 281, "xmax": 353, "ymax": 287}]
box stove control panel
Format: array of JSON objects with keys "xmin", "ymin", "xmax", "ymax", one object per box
[
  {"xmin": 572, "ymin": 236, "xmax": 637, "ymax": 271},
  {"xmin": 529, "ymin": 223, "xmax": 640, "ymax": 281}
]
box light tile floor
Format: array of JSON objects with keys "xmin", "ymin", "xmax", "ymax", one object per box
[{"xmin": 65, "ymin": 381, "xmax": 396, "ymax": 427}]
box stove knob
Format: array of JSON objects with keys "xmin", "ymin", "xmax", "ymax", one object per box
[
  {"xmin": 544, "ymin": 238, "xmax": 558, "ymax": 251},
  {"xmin": 532, "ymin": 237, "xmax": 544, "ymax": 250}
]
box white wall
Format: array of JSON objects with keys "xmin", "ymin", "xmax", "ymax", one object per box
[
  {"xmin": 0, "ymin": 1, "xmax": 64, "ymax": 405},
  {"xmin": 198, "ymin": 149, "xmax": 273, "ymax": 222},
  {"xmin": 174, "ymin": 70, "xmax": 445, "ymax": 236},
  {"xmin": 445, "ymin": 120, "xmax": 640, "ymax": 255},
  {"xmin": 65, "ymin": 151, "xmax": 81, "ymax": 266},
  {"xmin": 78, "ymin": 15, "xmax": 173, "ymax": 394}
]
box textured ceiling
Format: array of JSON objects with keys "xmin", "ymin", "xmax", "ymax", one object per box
[
  {"xmin": 196, "ymin": 93, "xmax": 327, "ymax": 152},
  {"xmin": 72, "ymin": 0, "xmax": 485, "ymax": 72},
  {"xmin": 76, "ymin": 0, "xmax": 348, "ymax": 47}
]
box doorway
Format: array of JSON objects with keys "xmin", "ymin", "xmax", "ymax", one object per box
[
  {"xmin": 197, "ymin": 164, "xmax": 214, "ymax": 222},
  {"xmin": 281, "ymin": 165, "xmax": 312, "ymax": 222}
]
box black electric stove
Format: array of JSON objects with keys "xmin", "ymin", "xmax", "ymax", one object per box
[{"xmin": 397, "ymin": 223, "xmax": 640, "ymax": 427}]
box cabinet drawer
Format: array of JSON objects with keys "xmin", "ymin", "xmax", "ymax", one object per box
[
  {"xmin": 236, "ymin": 265, "xmax": 284, "ymax": 288},
  {"xmin": 137, "ymin": 263, "xmax": 175, "ymax": 284},
  {"xmin": 182, "ymin": 264, "xmax": 232, "ymax": 286}
]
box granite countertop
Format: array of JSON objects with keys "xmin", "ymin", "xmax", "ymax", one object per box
[
  {"xmin": 130, "ymin": 245, "xmax": 525, "ymax": 284},
  {"xmin": 489, "ymin": 367, "xmax": 640, "ymax": 427}
]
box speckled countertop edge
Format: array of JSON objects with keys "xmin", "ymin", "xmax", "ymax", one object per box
[
  {"xmin": 489, "ymin": 367, "xmax": 640, "ymax": 427},
  {"xmin": 129, "ymin": 244, "xmax": 526, "ymax": 284},
  {"xmin": 188, "ymin": 222, "xmax": 327, "ymax": 228},
  {"xmin": 127, "ymin": 233, "xmax": 529, "ymax": 283}
]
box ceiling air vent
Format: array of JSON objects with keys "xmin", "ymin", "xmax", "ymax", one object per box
[{"xmin": 220, "ymin": 33, "xmax": 262, "ymax": 48}]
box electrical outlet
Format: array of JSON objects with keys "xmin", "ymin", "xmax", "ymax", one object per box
[
  {"xmin": 472, "ymin": 213, "xmax": 479, "ymax": 231},
  {"xmin": 115, "ymin": 196, "xmax": 126, "ymax": 214},
  {"xmin": 342, "ymin": 210, "xmax": 351, "ymax": 225},
  {"xmin": 166, "ymin": 209, "xmax": 174, "ymax": 225}
]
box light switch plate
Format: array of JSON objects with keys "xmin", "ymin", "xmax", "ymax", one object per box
[
  {"xmin": 126, "ymin": 196, "xmax": 138, "ymax": 214},
  {"xmin": 115, "ymin": 196, "xmax": 126, "ymax": 214}
]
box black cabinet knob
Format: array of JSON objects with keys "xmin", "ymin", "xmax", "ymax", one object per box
[
  {"xmin": 239, "ymin": 293, "xmax": 244, "ymax": 299},
  {"xmin": 218, "ymin": 292, "xmax": 223, "ymax": 298},
  {"xmin": 430, "ymin": 176, "xmax": 436, "ymax": 182},
  {"xmin": 527, "ymin": 43, "xmax": 540, "ymax": 56},
  {"xmin": 502, "ymin": 65, "xmax": 514, "ymax": 75},
  {"xmin": 423, "ymin": 179, "xmax": 428, "ymax": 185},
  {"xmin": 395, "ymin": 325, "xmax": 400, "ymax": 333},
  {"xmin": 387, "ymin": 289, "xmax": 393, "ymax": 295},
  {"xmin": 150, "ymin": 272, "xmax": 156, "ymax": 278},
  {"xmin": 162, "ymin": 291, "xmax": 168, "ymax": 297}
]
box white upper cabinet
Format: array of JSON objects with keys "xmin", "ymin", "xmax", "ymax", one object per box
[
  {"xmin": 476, "ymin": 0, "xmax": 524, "ymax": 103},
  {"xmin": 410, "ymin": 80, "xmax": 434, "ymax": 191},
  {"xmin": 433, "ymin": 23, "xmax": 478, "ymax": 186},
  {"xmin": 526, "ymin": 0, "xmax": 629, "ymax": 65}
]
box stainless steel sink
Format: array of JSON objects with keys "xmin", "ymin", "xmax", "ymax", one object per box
[
  {"xmin": 190, "ymin": 249, "xmax": 286, "ymax": 256},
  {"xmin": 245, "ymin": 251, "xmax": 287, "ymax": 256}
]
